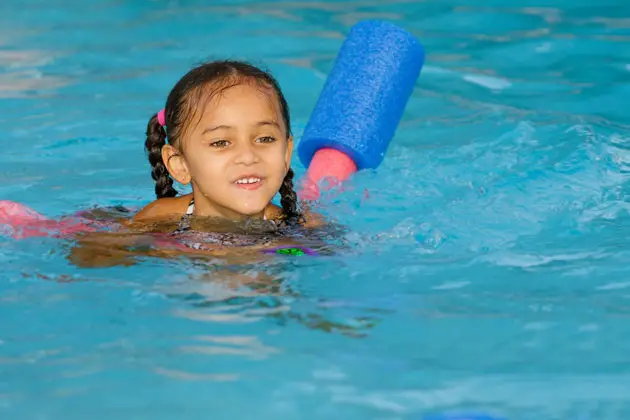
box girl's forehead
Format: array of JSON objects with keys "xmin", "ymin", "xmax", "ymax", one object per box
[
  {"xmin": 207, "ymin": 83, "xmax": 278, "ymax": 109},
  {"xmin": 199, "ymin": 83, "xmax": 284, "ymax": 124}
]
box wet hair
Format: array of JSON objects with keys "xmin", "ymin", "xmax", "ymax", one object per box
[{"xmin": 145, "ymin": 60, "xmax": 300, "ymax": 221}]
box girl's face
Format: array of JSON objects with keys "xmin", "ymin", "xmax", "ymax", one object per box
[{"xmin": 166, "ymin": 82, "xmax": 293, "ymax": 220}]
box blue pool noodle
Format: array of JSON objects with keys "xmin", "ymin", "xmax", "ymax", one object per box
[{"xmin": 298, "ymin": 20, "xmax": 425, "ymax": 170}]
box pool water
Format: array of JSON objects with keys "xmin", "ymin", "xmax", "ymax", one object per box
[{"xmin": 2, "ymin": 0, "xmax": 630, "ymax": 419}]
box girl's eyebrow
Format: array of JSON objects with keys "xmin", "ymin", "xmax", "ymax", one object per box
[
  {"xmin": 202, "ymin": 125, "xmax": 231, "ymax": 135},
  {"xmin": 202, "ymin": 121, "xmax": 280, "ymax": 135},
  {"xmin": 256, "ymin": 121, "xmax": 280, "ymax": 128}
]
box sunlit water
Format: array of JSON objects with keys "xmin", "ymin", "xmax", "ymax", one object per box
[{"xmin": 1, "ymin": 0, "xmax": 630, "ymax": 419}]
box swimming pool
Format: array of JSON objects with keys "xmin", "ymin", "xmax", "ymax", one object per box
[{"xmin": 2, "ymin": 0, "xmax": 630, "ymax": 418}]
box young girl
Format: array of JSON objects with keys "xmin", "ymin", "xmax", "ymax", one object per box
[
  {"xmin": 135, "ymin": 59, "xmax": 311, "ymax": 228},
  {"xmin": 70, "ymin": 60, "xmax": 326, "ymax": 267}
]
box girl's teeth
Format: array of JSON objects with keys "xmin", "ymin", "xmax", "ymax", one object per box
[{"xmin": 236, "ymin": 177, "xmax": 260, "ymax": 184}]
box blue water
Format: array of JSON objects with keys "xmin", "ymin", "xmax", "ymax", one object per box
[{"xmin": 1, "ymin": 0, "xmax": 630, "ymax": 419}]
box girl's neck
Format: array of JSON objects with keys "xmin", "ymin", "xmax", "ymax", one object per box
[{"xmin": 189, "ymin": 193, "xmax": 267, "ymax": 221}]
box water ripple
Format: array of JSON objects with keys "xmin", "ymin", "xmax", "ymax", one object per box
[{"xmin": 2, "ymin": 0, "xmax": 630, "ymax": 418}]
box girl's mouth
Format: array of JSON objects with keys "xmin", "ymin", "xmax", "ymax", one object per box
[{"xmin": 234, "ymin": 176, "xmax": 263, "ymax": 190}]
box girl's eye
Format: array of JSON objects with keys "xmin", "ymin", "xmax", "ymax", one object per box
[
  {"xmin": 256, "ymin": 136, "xmax": 276, "ymax": 144},
  {"xmin": 210, "ymin": 140, "xmax": 230, "ymax": 148}
]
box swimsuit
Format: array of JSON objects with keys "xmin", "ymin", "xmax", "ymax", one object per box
[
  {"xmin": 164, "ymin": 198, "xmax": 318, "ymax": 256},
  {"xmin": 170, "ymin": 199, "xmax": 277, "ymax": 250}
]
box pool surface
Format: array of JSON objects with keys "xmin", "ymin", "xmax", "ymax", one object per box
[{"xmin": 1, "ymin": 0, "xmax": 630, "ymax": 419}]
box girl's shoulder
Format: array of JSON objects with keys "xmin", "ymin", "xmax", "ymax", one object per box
[
  {"xmin": 301, "ymin": 208, "xmax": 325, "ymax": 228},
  {"xmin": 266, "ymin": 203, "xmax": 325, "ymax": 228},
  {"xmin": 132, "ymin": 194, "xmax": 192, "ymax": 223}
]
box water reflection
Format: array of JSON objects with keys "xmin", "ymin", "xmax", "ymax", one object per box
[{"xmin": 166, "ymin": 269, "xmax": 387, "ymax": 339}]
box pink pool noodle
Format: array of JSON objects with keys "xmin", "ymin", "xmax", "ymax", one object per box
[
  {"xmin": 0, "ymin": 200, "xmax": 98, "ymax": 239},
  {"xmin": 299, "ymin": 148, "xmax": 358, "ymax": 200}
]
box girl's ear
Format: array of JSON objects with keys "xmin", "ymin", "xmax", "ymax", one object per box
[
  {"xmin": 162, "ymin": 145, "xmax": 191, "ymax": 185},
  {"xmin": 284, "ymin": 135, "xmax": 294, "ymax": 172}
]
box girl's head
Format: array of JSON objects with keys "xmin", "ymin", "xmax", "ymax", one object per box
[{"xmin": 145, "ymin": 60, "xmax": 299, "ymax": 221}]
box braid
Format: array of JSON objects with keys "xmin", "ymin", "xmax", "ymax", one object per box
[
  {"xmin": 145, "ymin": 114, "xmax": 178, "ymax": 198},
  {"xmin": 279, "ymin": 168, "xmax": 300, "ymax": 222}
]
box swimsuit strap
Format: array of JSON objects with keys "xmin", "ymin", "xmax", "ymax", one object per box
[
  {"xmin": 172, "ymin": 198, "xmax": 194, "ymax": 233},
  {"xmin": 186, "ymin": 198, "xmax": 195, "ymax": 215}
]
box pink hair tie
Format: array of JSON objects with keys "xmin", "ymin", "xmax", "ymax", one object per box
[{"xmin": 157, "ymin": 108, "xmax": 166, "ymax": 127}]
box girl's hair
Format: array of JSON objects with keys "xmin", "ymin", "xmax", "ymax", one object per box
[{"xmin": 145, "ymin": 60, "xmax": 300, "ymax": 221}]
